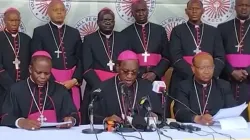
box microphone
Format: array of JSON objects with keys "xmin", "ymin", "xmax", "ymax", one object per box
[
  {"xmin": 152, "ymin": 81, "xmax": 197, "ymax": 115},
  {"xmin": 82, "ymin": 88, "xmax": 103, "ymax": 134},
  {"xmin": 139, "ymin": 96, "xmax": 152, "ymax": 112},
  {"xmin": 169, "ymin": 122, "xmax": 201, "ymax": 133}
]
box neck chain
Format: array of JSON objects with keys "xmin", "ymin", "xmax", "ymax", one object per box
[
  {"xmin": 133, "ymin": 23, "xmax": 151, "ymax": 52},
  {"xmin": 185, "ymin": 22, "xmax": 204, "ymax": 49},
  {"xmin": 3, "ymin": 30, "xmax": 20, "ymax": 58},
  {"xmin": 48, "ymin": 22, "xmax": 66, "ymax": 53},
  {"xmin": 27, "ymin": 78, "xmax": 49, "ymax": 122},
  {"xmin": 98, "ymin": 30, "xmax": 115, "ymax": 61},
  {"xmin": 114, "ymin": 75, "xmax": 138, "ymax": 119},
  {"xmin": 234, "ymin": 18, "xmax": 250, "ymax": 49},
  {"xmin": 193, "ymin": 78, "xmax": 212, "ymax": 115}
]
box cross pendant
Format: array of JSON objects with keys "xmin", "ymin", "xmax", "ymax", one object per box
[
  {"xmin": 142, "ymin": 51, "xmax": 150, "ymax": 62},
  {"xmin": 54, "ymin": 50, "xmax": 62, "ymax": 58},
  {"xmin": 107, "ymin": 60, "xmax": 115, "ymax": 71},
  {"xmin": 13, "ymin": 57, "xmax": 20, "ymax": 70},
  {"xmin": 235, "ymin": 44, "xmax": 242, "ymax": 52},
  {"xmin": 193, "ymin": 47, "xmax": 201, "ymax": 54},
  {"xmin": 37, "ymin": 114, "xmax": 47, "ymax": 123}
]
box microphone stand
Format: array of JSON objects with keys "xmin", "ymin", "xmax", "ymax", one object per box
[
  {"xmin": 157, "ymin": 91, "xmax": 169, "ymax": 128},
  {"xmin": 82, "ymin": 97, "xmax": 103, "ymax": 134}
]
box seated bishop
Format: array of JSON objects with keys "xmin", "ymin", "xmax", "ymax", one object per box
[
  {"xmin": 174, "ymin": 52, "xmax": 236, "ymax": 125},
  {"xmin": 92, "ymin": 50, "xmax": 162, "ymax": 124},
  {"xmin": 1, "ymin": 51, "xmax": 79, "ymax": 130}
]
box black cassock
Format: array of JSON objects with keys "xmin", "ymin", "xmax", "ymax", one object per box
[
  {"xmin": 93, "ymin": 76, "xmax": 162, "ymax": 124},
  {"xmin": 218, "ymin": 18, "xmax": 250, "ymax": 120},
  {"xmin": 30, "ymin": 22, "xmax": 83, "ymax": 110},
  {"xmin": 1, "ymin": 78, "xmax": 79, "ymax": 127},
  {"xmin": 169, "ymin": 22, "xmax": 225, "ymax": 98},
  {"xmin": 81, "ymin": 31, "xmax": 129, "ymax": 124},
  {"xmin": 0, "ymin": 30, "xmax": 31, "ymax": 115},
  {"xmin": 174, "ymin": 77, "xmax": 236, "ymax": 122},
  {"xmin": 121, "ymin": 22, "xmax": 170, "ymax": 80}
]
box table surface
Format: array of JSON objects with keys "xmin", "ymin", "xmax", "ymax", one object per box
[{"xmin": 1, "ymin": 123, "xmax": 250, "ymax": 140}]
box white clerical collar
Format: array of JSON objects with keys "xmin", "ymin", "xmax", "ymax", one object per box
[
  {"xmin": 5, "ymin": 29, "xmax": 18, "ymax": 37},
  {"xmin": 99, "ymin": 30, "xmax": 113, "ymax": 39},
  {"xmin": 50, "ymin": 21, "xmax": 64, "ymax": 29},
  {"xmin": 135, "ymin": 22, "xmax": 148, "ymax": 28}
]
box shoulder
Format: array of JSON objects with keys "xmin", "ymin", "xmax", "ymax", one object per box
[
  {"xmin": 49, "ymin": 81, "xmax": 70, "ymax": 95},
  {"xmin": 178, "ymin": 78, "xmax": 192, "ymax": 90},
  {"xmin": 217, "ymin": 19, "xmax": 233, "ymax": 30},
  {"xmin": 34, "ymin": 24, "xmax": 48, "ymax": 32},
  {"xmin": 10, "ymin": 80, "xmax": 27, "ymax": 94},
  {"xmin": 99, "ymin": 77, "xmax": 115, "ymax": 89},
  {"xmin": 137, "ymin": 78, "xmax": 152, "ymax": 87},
  {"xmin": 19, "ymin": 32, "xmax": 31, "ymax": 40},
  {"xmin": 65, "ymin": 25, "xmax": 80, "ymax": 34},
  {"xmin": 215, "ymin": 78, "xmax": 231, "ymax": 89},
  {"xmin": 204, "ymin": 23, "xmax": 217, "ymax": 31},
  {"xmin": 173, "ymin": 23, "xmax": 186, "ymax": 31},
  {"xmin": 83, "ymin": 31, "xmax": 98, "ymax": 42},
  {"xmin": 150, "ymin": 22, "xmax": 165, "ymax": 31},
  {"xmin": 121, "ymin": 24, "xmax": 134, "ymax": 33}
]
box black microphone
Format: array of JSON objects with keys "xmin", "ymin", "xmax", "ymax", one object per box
[
  {"xmin": 169, "ymin": 122, "xmax": 201, "ymax": 133},
  {"xmin": 89, "ymin": 88, "xmax": 102, "ymax": 110},
  {"xmin": 139, "ymin": 96, "xmax": 152, "ymax": 112}
]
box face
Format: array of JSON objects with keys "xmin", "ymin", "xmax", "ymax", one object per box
[
  {"xmin": 98, "ymin": 12, "xmax": 115, "ymax": 32},
  {"xmin": 48, "ymin": 2, "xmax": 66, "ymax": 24},
  {"xmin": 235, "ymin": 0, "xmax": 250, "ymax": 19},
  {"xmin": 185, "ymin": 2, "xmax": 204, "ymax": 22},
  {"xmin": 29, "ymin": 58, "xmax": 52, "ymax": 86},
  {"xmin": 192, "ymin": 57, "xmax": 214, "ymax": 83},
  {"xmin": 4, "ymin": 12, "xmax": 20, "ymax": 34},
  {"xmin": 131, "ymin": 2, "xmax": 148, "ymax": 24},
  {"xmin": 116, "ymin": 60, "xmax": 139, "ymax": 86}
]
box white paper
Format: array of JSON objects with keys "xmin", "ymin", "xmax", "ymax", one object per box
[
  {"xmin": 213, "ymin": 102, "xmax": 247, "ymax": 120},
  {"xmin": 41, "ymin": 121, "xmax": 72, "ymax": 127},
  {"xmin": 218, "ymin": 116, "xmax": 248, "ymax": 130}
]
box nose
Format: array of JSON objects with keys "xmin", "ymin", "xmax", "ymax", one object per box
[
  {"xmin": 40, "ymin": 73, "xmax": 46, "ymax": 79},
  {"xmin": 126, "ymin": 73, "xmax": 133, "ymax": 79}
]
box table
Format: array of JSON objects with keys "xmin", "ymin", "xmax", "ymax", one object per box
[{"xmin": 1, "ymin": 124, "xmax": 250, "ymax": 140}]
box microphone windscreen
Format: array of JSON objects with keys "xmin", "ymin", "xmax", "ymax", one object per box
[{"xmin": 132, "ymin": 115, "xmax": 147, "ymax": 130}]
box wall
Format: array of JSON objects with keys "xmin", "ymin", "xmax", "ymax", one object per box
[{"xmin": 0, "ymin": 0, "xmax": 236, "ymax": 40}]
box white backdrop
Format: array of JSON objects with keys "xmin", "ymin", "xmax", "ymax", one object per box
[{"xmin": 0, "ymin": 0, "xmax": 237, "ymax": 40}]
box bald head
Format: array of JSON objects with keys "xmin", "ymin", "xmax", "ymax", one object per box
[
  {"xmin": 3, "ymin": 8, "xmax": 21, "ymax": 34},
  {"xmin": 192, "ymin": 52, "xmax": 214, "ymax": 66},
  {"xmin": 30, "ymin": 56, "xmax": 52, "ymax": 66},
  {"xmin": 97, "ymin": 8, "xmax": 115, "ymax": 21},
  {"xmin": 48, "ymin": 0, "xmax": 66, "ymax": 24},
  {"xmin": 131, "ymin": 0, "xmax": 147, "ymax": 8},
  {"xmin": 187, "ymin": 0, "xmax": 203, "ymax": 8}
]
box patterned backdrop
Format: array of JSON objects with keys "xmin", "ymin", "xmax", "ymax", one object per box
[{"xmin": 0, "ymin": 0, "xmax": 236, "ymax": 40}]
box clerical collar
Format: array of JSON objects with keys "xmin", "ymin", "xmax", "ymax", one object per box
[
  {"xmin": 194, "ymin": 77, "xmax": 211, "ymax": 88},
  {"xmin": 5, "ymin": 29, "xmax": 18, "ymax": 37},
  {"xmin": 28, "ymin": 77, "xmax": 46, "ymax": 88},
  {"xmin": 99, "ymin": 30, "xmax": 113, "ymax": 39},
  {"xmin": 187, "ymin": 21, "xmax": 203, "ymax": 28},
  {"xmin": 135, "ymin": 21, "xmax": 149, "ymax": 28},
  {"xmin": 50, "ymin": 21, "xmax": 65, "ymax": 29},
  {"xmin": 236, "ymin": 17, "xmax": 250, "ymax": 24}
]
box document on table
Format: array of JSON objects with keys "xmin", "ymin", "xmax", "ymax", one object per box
[
  {"xmin": 212, "ymin": 103, "xmax": 248, "ymax": 130},
  {"xmin": 41, "ymin": 121, "xmax": 72, "ymax": 127},
  {"xmin": 213, "ymin": 102, "xmax": 248, "ymax": 120}
]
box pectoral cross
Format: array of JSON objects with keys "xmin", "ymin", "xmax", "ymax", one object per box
[
  {"xmin": 142, "ymin": 51, "xmax": 150, "ymax": 62},
  {"xmin": 107, "ymin": 60, "xmax": 115, "ymax": 71},
  {"xmin": 235, "ymin": 44, "xmax": 242, "ymax": 52},
  {"xmin": 37, "ymin": 114, "xmax": 47, "ymax": 123},
  {"xmin": 54, "ymin": 50, "xmax": 62, "ymax": 58},
  {"xmin": 13, "ymin": 58, "xmax": 20, "ymax": 70},
  {"xmin": 193, "ymin": 47, "xmax": 201, "ymax": 54}
]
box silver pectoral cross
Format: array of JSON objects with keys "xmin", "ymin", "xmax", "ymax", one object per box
[
  {"xmin": 193, "ymin": 47, "xmax": 202, "ymax": 54},
  {"xmin": 37, "ymin": 114, "xmax": 47, "ymax": 123},
  {"xmin": 54, "ymin": 50, "xmax": 62, "ymax": 58},
  {"xmin": 235, "ymin": 44, "xmax": 242, "ymax": 52},
  {"xmin": 142, "ymin": 51, "xmax": 150, "ymax": 62},
  {"xmin": 13, "ymin": 58, "xmax": 20, "ymax": 70},
  {"xmin": 107, "ymin": 60, "xmax": 115, "ymax": 71}
]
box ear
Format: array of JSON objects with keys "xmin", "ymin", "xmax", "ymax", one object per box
[
  {"xmin": 29, "ymin": 65, "xmax": 32, "ymax": 75},
  {"xmin": 201, "ymin": 8, "xmax": 205, "ymax": 15},
  {"xmin": 191, "ymin": 65, "xmax": 195, "ymax": 74},
  {"xmin": 115, "ymin": 64, "xmax": 120, "ymax": 72},
  {"xmin": 185, "ymin": 8, "xmax": 188, "ymax": 16}
]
